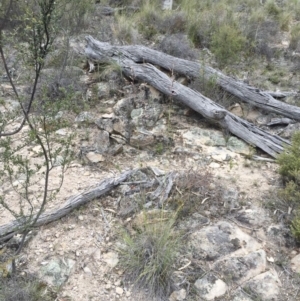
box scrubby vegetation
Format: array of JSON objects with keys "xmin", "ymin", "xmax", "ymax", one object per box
[
  {"xmin": 0, "ymin": 274, "xmax": 56, "ymax": 301},
  {"xmin": 118, "ymin": 209, "xmax": 181, "ymax": 299},
  {"xmin": 277, "ymin": 132, "xmax": 300, "ymax": 241},
  {"xmin": 2, "ymin": 0, "xmax": 300, "ymax": 299}
]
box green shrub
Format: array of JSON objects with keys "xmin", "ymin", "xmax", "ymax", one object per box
[
  {"xmin": 276, "ymin": 132, "xmax": 300, "ymax": 181},
  {"xmin": 279, "ymin": 180, "xmax": 300, "ymax": 206},
  {"xmin": 211, "ymin": 24, "xmax": 246, "ymax": 66},
  {"xmin": 291, "ymin": 213, "xmax": 300, "ymax": 241},
  {"xmin": 265, "ymin": 0, "xmax": 281, "ymax": 18},
  {"xmin": 290, "ymin": 24, "xmax": 300, "ymax": 51},
  {"xmin": 118, "ymin": 210, "xmax": 181, "ymax": 299},
  {"xmin": 113, "ymin": 13, "xmax": 135, "ymax": 44},
  {"xmin": 136, "ymin": 1, "xmax": 163, "ymax": 39},
  {"xmin": 0, "ymin": 275, "xmax": 55, "ymax": 301}
]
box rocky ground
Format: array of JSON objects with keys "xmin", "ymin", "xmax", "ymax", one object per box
[{"xmin": 1, "ymin": 2, "xmax": 300, "ymax": 301}]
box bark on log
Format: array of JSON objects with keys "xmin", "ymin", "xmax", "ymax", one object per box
[
  {"xmin": 85, "ymin": 36, "xmax": 289, "ymax": 157},
  {"xmin": 85, "ymin": 36, "xmax": 300, "ymax": 121},
  {"xmin": 0, "ymin": 169, "xmax": 135, "ymax": 243}
]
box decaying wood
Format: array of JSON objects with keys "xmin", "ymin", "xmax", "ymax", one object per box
[
  {"xmin": 0, "ymin": 169, "xmax": 135, "ymax": 243},
  {"xmin": 85, "ymin": 36, "xmax": 289, "ymax": 157},
  {"xmin": 150, "ymin": 172, "xmax": 177, "ymax": 207},
  {"xmin": 85, "ymin": 36, "xmax": 300, "ymax": 121}
]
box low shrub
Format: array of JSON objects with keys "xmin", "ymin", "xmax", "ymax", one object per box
[
  {"xmin": 291, "ymin": 213, "xmax": 300, "ymax": 241},
  {"xmin": 211, "ymin": 24, "xmax": 246, "ymax": 66},
  {"xmin": 276, "ymin": 132, "xmax": 300, "ymax": 181},
  {"xmin": 0, "ymin": 275, "xmax": 55, "ymax": 301},
  {"xmin": 118, "ymin": 209, "xmax": 181, "ymax": 299},
  {"xmin": 289, "ymin": 24, "xmax": 300, "ymax": 51}
]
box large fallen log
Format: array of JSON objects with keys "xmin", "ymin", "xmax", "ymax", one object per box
[
  {"xmin": 0, "ymin": 169, "xmax": 135, "ymax": 243},
  {"xmin": 85, "ymin": 36, "xmax": 289, "ymax": 157},
  {"xmin": 85, "ymin": 36, "xmax": 300, "ymax": 121}
]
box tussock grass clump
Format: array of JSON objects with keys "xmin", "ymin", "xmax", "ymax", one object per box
[
  {"xmin": 0, "ymin": 275, "xmax": 55, "ymax": 301},
  {"xmin": 290, "ymin": 24, "xmax": 300, "ymax": 51},
  {"xmin": 113, "ymin": 13, "xmax": 136, "ymax": 44},
  {"xmin": 211, "ymin": 24, "xmax": 246, "ymax": 66},
  {"xmin": 276, "ymin": 132, "xmax": 300, "ymax": 242},
  {"xmin": 118, "ymin": 210, "xmax": 181, "ymax": 299},
  {"xmin": 277, "ymin": 132, "xmax": 300, "ymax": 181},
  {"xmin": 291, "ymin": 212, "xmax": 300, "ymax": 241}
]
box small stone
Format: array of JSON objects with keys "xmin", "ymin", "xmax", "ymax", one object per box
[
  {"xmin": 125, "ymin": 291, "xmax": 131, "ymax": 297},
  {"xmin": 55, "ymin": 129, "xmax": 67, "ymax": 136},
  {"xmin": 103, "ymin": 252, "xmax": 119, "ymax": 268},
  {"xmin": 291, "ymin": 253, "xmax": 300, "ymax": 273},
  {"xmin": 209, "ymin": 162, "xmax": 220, "ymax": 168},
  {"xmin": 195, "ymin": 274, "xmax": 227, "ymax": 300},
  {"xmin": 229, "ymin": 103, "xmax": 243, "ymax": 117},
  {"xmin": 78, "ymin": 215, "xmax": 84, "ymax": 221},
  {"xmin": 86, "ymin": 152, "xmax": 105, "ymax": 163},
  {"xmin": 32, "ymin": 145, "xmax": 42, "ymax": 153},
  {"xmin": 83, "ymin": 266, "xmax": 92, "ymax": 274},
  {"xmin": 169, "ymin": 288, "xmax": 187, "ymax": 301},
  {"xmin": 116, "ymin": 287, "xmax": 124, "ymax": 295}
]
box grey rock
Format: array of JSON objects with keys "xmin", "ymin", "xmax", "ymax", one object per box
[
  {"xmin": 223, "ymin": 188, "xmax": 239, "ymax": 210},
  {"xmin": 227, "ymin": 137, "xmax": 250, "ymax": 155},
  {"xmin": 86, "ymin": 152, "xmax": 105, "ymax": 163},
  {"xmin": 235, "ymin": 206, "xmax": 271, "ymax": 227},
  {"xmin": 188, "ymin": 221, "xmax": 261, "ymax": 261},
  {"xmin": 108, "ymin": 144, "xmax": 123, "ymax": 156},
  {"xmin": 102, "ymin": 252, "xmax": 119, "ymax": 268},
  {"xmin": 83, "ymin": 266, "xmax": 92, "ymax": 274},
  {"xmin": 41, "ymin": 257, "xmax": 75, "ymax": 287},
  {"xmin": 182, "ymin": 128, "xmax": 226, "ymax": 148},
  {"xmin": 96, "ymin": 82, "xmax": 110, "ymax": 99},
  {"xmin": 75, "ymin": 111, "xmax": 96, "ymax": 123},
  {"xmin": 232, "ymin": 289, "xmax": 254, "ymax": 301},
  {"xmin": 113, "ymin": 97, "xmax": 135, "ymax": 117},
  {"xmin": 131, "ymin": 108, "xmax": 144, "ymax": 119},
  {"xmin": 213, "ymin": 250, "xmax": 267, "ymax": 283},
  {"xmin": 243, "ymin": 270, "xmax": 281, "ymax": 300},
  {"xmin": 130, "ymin": 133, "xmax": 155, "ymax": 148},
  {"xmin": 290, "ymin": 253, "xmax": 300, "ymax": 273},
  {"xmin": 169, "ymin": 288, "xmax": 186, "ymax": 301},
  {"xmin": 118, "ymin": 195, "xmax": 138, "ymax": 216},
  {"xmin": 276, "ymin": 122, "xmax": 300, "ymax": 139},
  {"xmin": 113, "ymin": 118, "xmax": 131, "ymax": 139},
  {"xmin": 95, "ymin": 117, "xmax": 114, "ymax": 133},
  {"xmin": 211, "ymin": 152, "xmax": 231, "ymax": 162},
  {"xmin": 111, "ymin": 134, "xmax": 127, "ymax": 144},
  {"xmin": 178, "ymin": 212, "xmax": 209, "ymax": 231},
  {"xmin": 55, "ymin": 129, "xmax": 68, "ymax": 136},
  {"xmin": 194, "ymin": 274, "xmax": 227, "ymax": 300},
  {"xmin": 95, "ymin": 130, "xmax": 110, "ymax": 153},
  {"xmin": 116, "ymin": 287, "xmax": 124, "ymax": 295}
]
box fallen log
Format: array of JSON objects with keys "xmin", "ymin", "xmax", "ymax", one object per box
[
  {"xmin": 0, "ymin": 169, "xmax": 135, "ymax": 243},
  {"xmin": 85, "ymin": 36, "xmax": 289, "ymax": 157},
  {"xmin": 85, "ymin": 36, "xmax": 300, "ymax": 121}
]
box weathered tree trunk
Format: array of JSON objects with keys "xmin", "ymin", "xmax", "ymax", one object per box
[
  {"xmin": 85, "ymin": 36, "xmax": 289, "ymax": 157},
  {"xmin": 0, "ymin": 170, "xmax": 135, "ymax": 243},
  {"xmin": 85, "ymin": 36, "xmax": 300, "ymax": 120}
]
